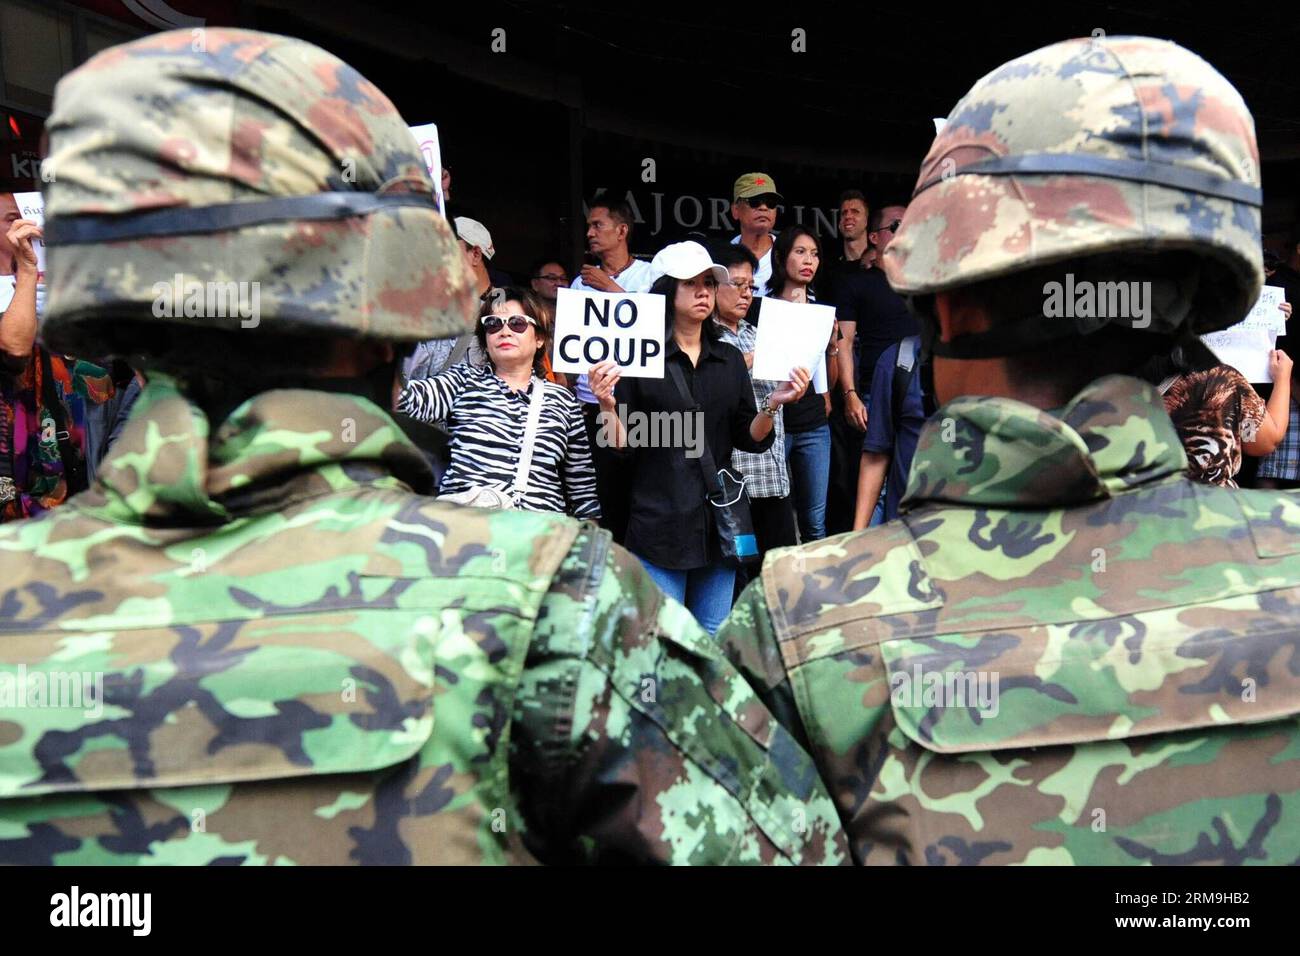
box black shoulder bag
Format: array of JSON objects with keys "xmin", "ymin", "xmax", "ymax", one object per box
[{"xmin": 666, "ymin": 361, "xmax": 759, "ymax": 567}]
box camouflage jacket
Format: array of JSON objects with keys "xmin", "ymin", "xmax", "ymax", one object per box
[
  {"xmin": 719, "ymin": 375, "xmax": 1300, "ymax": 865},
  {"xmin": 0, "ymin": 379, "xmax": 847, "ymax": 865}
]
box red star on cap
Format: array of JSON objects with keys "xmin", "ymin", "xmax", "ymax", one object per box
[{"xmin": 755, "ymin": 178, "xmax": 766, "ymax": 185}]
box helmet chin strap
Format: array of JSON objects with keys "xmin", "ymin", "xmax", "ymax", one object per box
[
  {"xmin": 914, "ymin": 298, "xmax": 1180, "ymax": 381},
  {"xmin": 911, "ymin": 296, "xmax": 1080, "ymax": 361},
  {"xmin": 910, "ymin": 260, "xmax": 1205, "ymax": 362},
  {"xmin": 925, "ymin": 315, "xmax": 1087, "ymax": 359}
]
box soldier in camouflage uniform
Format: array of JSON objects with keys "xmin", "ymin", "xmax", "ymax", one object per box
[
  {"xmin": 719, "ymin": 36, "xmax": 1300, "ymax": 864},
  {"xmin": 0, "ymin": 29, "xmax": 847, "ymax": 865}
]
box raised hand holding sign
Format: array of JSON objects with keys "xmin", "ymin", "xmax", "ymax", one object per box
[{"xmin": 552, "ymin": 287, "xmax": 665, "ymax": 378}]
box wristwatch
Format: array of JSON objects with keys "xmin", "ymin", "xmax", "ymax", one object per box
[{"xmin": 759, "ymin": 398, "xmax": 778, "ymax": 419}]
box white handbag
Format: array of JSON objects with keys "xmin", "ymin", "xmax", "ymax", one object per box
[{"xmin": 438, "ymin": 378, "xmax": 545, "ymax": 510}]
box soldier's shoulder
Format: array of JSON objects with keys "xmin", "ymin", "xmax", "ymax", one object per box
[
  {"xmin": 532, "ymin": 522, "xmax": 722, "ymax": 659},
  {"xmin": 382, "ymin": 496, "xmax": 584, "ymax": 579},
  {"xmin": 758, "ymin": 521, "xmax": 941, "ymax": 640}
]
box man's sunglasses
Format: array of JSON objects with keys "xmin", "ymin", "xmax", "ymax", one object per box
[
  {"xmin": 533, "ymin": 273, "xmax": 567, "ymax": 282},
  {"xmin": 481, "ymin": 314, "xmax": 538, "ymax": 334},
  {"xmin": 875, "ymin": 218, "xmax": 902, "ymax": 234},
  {"xmin": 741, "ymin": 194, "xmax": 780, "ymax": 209}
]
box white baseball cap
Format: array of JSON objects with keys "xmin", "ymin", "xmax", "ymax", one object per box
[
  {"xmin": 454, "ymin": 216, "xmax": 495, "ymax": 259},
  {"xmin": 648, "ymin": 241, "xmax": 729, "ymax": 286}
]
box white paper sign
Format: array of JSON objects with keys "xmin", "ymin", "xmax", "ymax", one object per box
[
  {"xmin": 1201, "ymin": 324, "xmax": 1277, "ymax": 383},
  {"xmin": 1241, "ymin": 284, "xmax": 1287, "ymax": 334},
  {"xmin": 751, "ymin": 297, "xmax": 836, "ymax": 392},
  {"xmin": 552, "ymin": 287, "xmax": 665, "ymax": 379},
  {"xmin": 12, "ymin": 191, "xmax": 45, "ymax": 274},
  {"xmin": 408, "ymin": 123, "xmax": 445, "ymax": 213}
]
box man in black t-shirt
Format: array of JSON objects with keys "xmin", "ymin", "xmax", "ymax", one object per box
[
  {"xmin": 854, "ymin": 204, "xmax": 919, "ymax": 395},
  {"xmin": 824, "ymin": 201, "xmax": 918, "ymax": 534}
]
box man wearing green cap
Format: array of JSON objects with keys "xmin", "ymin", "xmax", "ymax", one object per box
[
  {"xmin": 719, "ymin": 35, "xmax": 1300, "ymax": 865},
  {"xmin": 0, "ymin": 28, "xmax": 846, "ymax": 866},
  {"xmin": 730, "ymin": 172, "xmax": 782, "ymax": 297}
]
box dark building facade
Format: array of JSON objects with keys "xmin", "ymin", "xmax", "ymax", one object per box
[{"xmin": 3, "ymin": 0, "xmax": 1299, "ymax": 281}]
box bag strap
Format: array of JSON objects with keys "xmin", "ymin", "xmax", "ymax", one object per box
[
  {"xmin": 512, "ymin": 377, "xmax": 546, "ymax": 497},
  {"xmin": 443, "ymin": 333, "xmax": 475, "ymax": 371},
  {"xmin": 666, "ymin": 361, "xmax": 725, "ymax": 500},
  {"xmin": 891, "ymin": 335, "xmax": 923, "ymax": 429},
  {"xmin": 892, "ymin": 336, "xmax": 918, "ymax": 419},
  {"xmin": 891, "ymin": 335, "xmax": 938, "ymax": 424}
]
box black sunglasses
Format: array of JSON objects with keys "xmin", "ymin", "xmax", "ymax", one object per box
[
  {"xmin": 742, "ymin": 194, "xmax": 780, "ymax": 209},
  {"xmin": 481, "ymin": 314, "xmax": 537, "ymax": 334},
  {"xmin": 876, "ymin": 218, "xmax": 902, "ymax": 234}
]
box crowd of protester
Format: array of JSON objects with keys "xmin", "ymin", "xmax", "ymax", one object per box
[{"xmin": 2, "ymin": 175, "xmax": 1298, "ymax": 634}]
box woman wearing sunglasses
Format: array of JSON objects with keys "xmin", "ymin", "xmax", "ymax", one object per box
[
  {"xmin": 589, "ymin": 242, "xmax": 809, "ymax": 635},
  {"xmin": 396, "ymin": 287, "xmax": 599, "ymax": 519}
]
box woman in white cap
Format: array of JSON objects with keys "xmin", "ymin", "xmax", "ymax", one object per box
[{"xmin": 589, "ymin": 241, "xmax": 809, "ymax": 635}]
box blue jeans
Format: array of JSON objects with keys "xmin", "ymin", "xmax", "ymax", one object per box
[
  {"xmin": 869, "ymin": 484, "xmax": 887, "ymax": 527},
  {"xmin": 638, "ymin": 558, "xmax": 736, "ymax": 636},
  {"xmin": 785, "ymin": 422, "xmax": 831, "ymax": 541}
]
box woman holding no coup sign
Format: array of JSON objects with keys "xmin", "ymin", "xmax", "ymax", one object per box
[{"xmin": 589, "ymin": 241, "xmax": 810, "ymax": 635}]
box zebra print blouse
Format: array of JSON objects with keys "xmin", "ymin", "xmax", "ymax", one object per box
[{"xmin": 397, "ymin": 363, "xmax": 600, "ymax": 519}]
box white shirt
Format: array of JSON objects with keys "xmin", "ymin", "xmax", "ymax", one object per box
[
  {"xmin": 569, "ymin": 256, "xmax": 656, "ymax": 295},
  {"xmin": 570, "ymin": 256, "xmax": 656, "ymax": 403},
  {"xmin": 731, "ymin": 233, "xmax": 776, "ymax": 297},
  {"xmin": 0, "ymin": 276, "xmax": 44, "ymax": 315}
]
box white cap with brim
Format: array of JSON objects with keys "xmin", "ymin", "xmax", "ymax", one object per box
[
  {"xmin": 648, "ymin": 241, "xmax": 730, "ymax": 286},
  {"xmin": 454, "ymin": 216, "xmax": 495, "ymax": 259}
]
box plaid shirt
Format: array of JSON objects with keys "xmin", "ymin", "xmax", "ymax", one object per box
[
  {"xmin": 713, "ymin": 319, "xmax": 789, "ymax": 499},
  {"xmin": 1257, "ymin": 396, "xmax": 1300, "ymax": 480}
]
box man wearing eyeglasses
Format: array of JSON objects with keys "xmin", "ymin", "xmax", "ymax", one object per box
[
  {"xmin": 529, "ymin": 258, "xmax": 569, "ymax": 306},
  {"xmin": 730, "ymin": 172, "xmax": 781, "ymax": 297},
  {"xmin": 856, "ymin": 204, "xmax": 917, "ymax": 386}
]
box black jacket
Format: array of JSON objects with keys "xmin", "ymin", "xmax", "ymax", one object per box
[{"xmin": 614, "ymin": 331, "xmax": 774, "ymax": 569}]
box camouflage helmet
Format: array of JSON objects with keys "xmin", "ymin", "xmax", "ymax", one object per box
[
  {"xmin": 883, "ymin": 36, "xmax": 1263, "ymax": 355},
  {"xmin": 40, "ymin": 28, "xmax": 475, "ymax": 357}
]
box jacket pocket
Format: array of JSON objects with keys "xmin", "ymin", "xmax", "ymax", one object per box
[
  {"xmin": 0, "ymin": 616, "xmax": 434, "ymax": 798},
  {"xmin": 877, "ymin": 609, "xmax": 1300, "ymax": 755}
]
